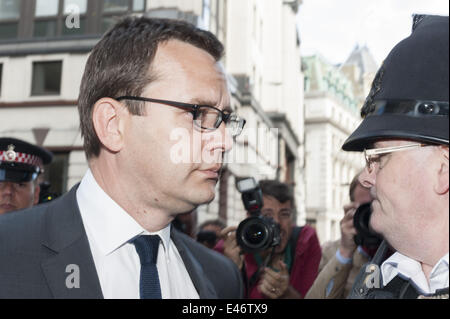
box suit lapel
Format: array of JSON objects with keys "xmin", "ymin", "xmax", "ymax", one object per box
[
  {"xmin": 171, "ymin": 228, "xmax": 218, "ymax": 299},
  {"xmin": 41, "ymin": 185, "xmax": 103, "ymax": 299}
]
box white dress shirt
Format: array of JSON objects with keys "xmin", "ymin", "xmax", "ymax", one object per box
[
  {"xmin": 76, "ymin": 169, "xmax": 199, "ymax": 299},
  {"xmin": 381, "ymin": 251, "xmax": 449, "ymax": 295}
]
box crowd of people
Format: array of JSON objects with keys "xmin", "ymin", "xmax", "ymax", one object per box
[{"xmin": 0, "ymin": 13, "xmax": 447, "ymax": 299}]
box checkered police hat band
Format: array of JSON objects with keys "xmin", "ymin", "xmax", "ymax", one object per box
[{"xmin": 0, "ymin": 150, "xmax": 43, "ymax": 167}]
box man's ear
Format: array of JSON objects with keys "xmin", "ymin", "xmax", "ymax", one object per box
[
  {"xmin": 92, "ymin": 98, "xmax": 127, "ymax": 154},
  {"xmin": 435, "ymin": 146, "xmax": 449, "ymax": 195},
  {"xmin": 33, "ymin": 183, "xmax": 40, "ymax": 205}
]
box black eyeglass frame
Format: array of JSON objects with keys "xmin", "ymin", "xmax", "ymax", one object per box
[{"xmin": 115, "ymin": 96, "xmax": 246, "ymax": 134}]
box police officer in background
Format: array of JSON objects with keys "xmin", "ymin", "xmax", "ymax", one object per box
[
  {"xmin": 343, "ymin": 15, "xmax": 449, "ymax": 299},
  {"xmin": 0, "ymin": 137, "xmax": 53, "ymax": 215}
]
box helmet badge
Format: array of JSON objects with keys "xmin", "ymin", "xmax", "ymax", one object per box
[{"xmin": 5, "ymin": 144, "xmax": 17, "ymax": 162}]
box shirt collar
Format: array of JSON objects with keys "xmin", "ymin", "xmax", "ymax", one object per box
[
  {"xmin": 381, "ymin": 251, "xmax": 449, "ymax": 294},
  {"xmin": 77, "ymin": 169, "xmax": 171, "ymax": 256}
]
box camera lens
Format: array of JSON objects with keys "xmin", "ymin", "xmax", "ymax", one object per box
[
  {"xmin": 236, "ymin": 217, "xmax": 273, "ymax": 252},
  {"xmin": 244, "ymin": 223, "xmax": 266, "ymax": 245}
]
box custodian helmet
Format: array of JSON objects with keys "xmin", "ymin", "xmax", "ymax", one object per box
[{"xmin": 343, "ymin": 15, "xmax": 449, "ymax": 151}]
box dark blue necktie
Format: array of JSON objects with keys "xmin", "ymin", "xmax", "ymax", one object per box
[{"xmin": 132, "ymin": 235, "xmax": 162, "ymax": 299}]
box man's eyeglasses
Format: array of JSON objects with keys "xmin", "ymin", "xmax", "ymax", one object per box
[
  {"xmin": 364, "ymin": 143, "xmax": 427, "ymax": 173},
  {"xmin": 116, "ymin": 96, "xmax": 246, "ymax": 137}
]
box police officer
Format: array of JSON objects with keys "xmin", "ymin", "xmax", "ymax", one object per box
[
  {"xmin": 343, "ymin": 15, "xmax": 449, "ymax": 299},
  {"xmin": 0, "ymin": 137, "xmax": 53, "ymax": 215}
]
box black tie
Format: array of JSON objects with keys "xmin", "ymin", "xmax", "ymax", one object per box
[{"xmin": 132, "ymin": 235, "xmax": 162, "ymax": 299}]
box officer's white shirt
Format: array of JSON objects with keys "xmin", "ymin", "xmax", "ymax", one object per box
[
  {"xmin": 381, "ymin": 251, "xmax": 449, "ymax": 295},
  {"xmin": 76, "ymin": 169, "xmax": 199, "ymax": 299}
]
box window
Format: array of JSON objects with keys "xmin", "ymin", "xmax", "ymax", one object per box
[
  {"xmin": 34, "ymin": 0, "xmax": 59, "ymax": 38},
  {"xmin": 1, "ymin": 0, "xmax": 147, "ymax": 40},
  {"xmin": 35, "ymin": 0, "xmax": 59, "ymax": 17},
  {"xmin": 202, "ymin": 0, "xmax": 211, "ymax": 30},
  {"xmin": 31, "ymin": 61, "xmax": 63, "ymax": 96},
  {"xmin": 101, "ymin": 0, "xmax": 146, "ymax": 32},
  {"xmin": 64, "ymin": 0, "xmax": 87, "ymax": 14},
  {"xmin": 132, "ymin": 0, "xmax": 144, "ymax": 11},
  {"xmin": 63, "ymin": 0, "xmax": 87, "ymax": 36},
  {"xmin": 103, "ymin": 0, "xmax": 128, "ymax": 13},
  {"xmin": 33, "ymin": 0, "xmax": 87, "ymax": 38},
  {"xmin": 0, "ymin": 0, "xmax": 21, "ymax": 39}
]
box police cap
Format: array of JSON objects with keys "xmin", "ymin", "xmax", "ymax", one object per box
[
  {"xmin": 0, "ymin": 137, "xmax": 53, "ymax": 183},
  {"xmin": 343, "ymin": 15, "xmax": 449, "ymax": 151}
]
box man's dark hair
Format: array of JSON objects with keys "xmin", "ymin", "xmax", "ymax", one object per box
[
  {"xmin": 259, "ymin": 180, "xmax": 295, "ymax": 204},
  {"xmin": 78, "ymin": 16, "xmax": 224, "ymax": 159}
]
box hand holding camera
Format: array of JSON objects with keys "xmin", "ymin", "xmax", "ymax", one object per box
[
  {"xmin": 339, "ymin": 202, "xmax": 359, "ymax": 258},
  {"xmin": 220, "ymin": 225, "xmax": 244, "ymax": 270},
  {"xmin": 258, "ymin": 260, "xmax": 290, "ymax": 299}
]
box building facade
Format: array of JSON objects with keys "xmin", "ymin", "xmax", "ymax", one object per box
[{"xmin": 302, "ymin": 48, "xmax": 378, "ymax": 243}]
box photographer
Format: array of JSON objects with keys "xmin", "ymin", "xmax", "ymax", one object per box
[
  {"xmin": 306, "ymin": 171, "xmax": 379, "ymax": 298},
  {"xmin": 197, "ymin": 219, "xmax": 226, "ymax": 249},
  {"xmin": 219, "ymin": 180, "xmax": 321, "ymax": 299}
]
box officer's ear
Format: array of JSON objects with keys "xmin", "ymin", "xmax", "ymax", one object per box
[
  {"xmin": 92, "ymin": 98, "xmax": 127, "ymax": 154},
  {"xmin": 33, "ymin": 182, "xmax": 40, "ymax": 205},
  {"xmin": 434, "ymin": 146, "xmax": 449, "ymax": 195}
]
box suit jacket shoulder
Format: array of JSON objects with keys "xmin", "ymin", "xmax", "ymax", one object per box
[
  {"xmin": 0, "ymin": 185, "xmax": 103, "ymax": 299},
  {"xmin": 171, "ymin": 228, "xmax": 243, "ymax": 299},
  {"xmin": 0, "ymin": 202, "xmax": 51, "ymax": 298},
  {"xmin": 0, "ymin": 184, "xmax": 243, "ymax": 299}
]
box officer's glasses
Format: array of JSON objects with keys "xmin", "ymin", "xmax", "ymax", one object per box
[
  {"xmin": 116, "ymin": 96, "xmax": 246, "ymax": 137},
  {"xmin": 364, "ymin": 143, "xmax": 427, "ymax": 173}
]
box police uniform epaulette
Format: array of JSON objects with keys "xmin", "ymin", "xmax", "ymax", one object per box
[{"xmin": 367, "ymin": 276, "xmax": 449, "ymax": 299}]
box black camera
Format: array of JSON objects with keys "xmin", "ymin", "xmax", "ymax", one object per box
[
  {"xmin": 353, "ymin": 202, "xmax": 382, "ymax": 248},
  {"xmin": 235, "ymin": 178, "xmax": 281, "ymax": 253}
]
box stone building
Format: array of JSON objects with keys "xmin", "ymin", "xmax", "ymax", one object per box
[{"xmin": 303, "ymin": 47, "xmax": 378, "ymax": 243}]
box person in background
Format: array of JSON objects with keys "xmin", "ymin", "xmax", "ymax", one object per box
[
  {"xmin": 197, "ymin": 219, "xmax": 226, "ymax": 249},
  {"xmin": 306, "ymin": 171, "xmax": 374, "ymax": 298},
  {"xmin": 0, "ymin": 137, "xmax": 53, "ymax": 215},
  {"xmin": 220, "ymin": 180, "xmax": 321, "ymax": 299},
  {"xmin": 172, "ymin": 210, "xmax": 197, "ymax": 238}
]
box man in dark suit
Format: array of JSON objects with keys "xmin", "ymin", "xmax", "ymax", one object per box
[{"xmin": 0, "ymin": 17, "xmax": 245, "ymax": 299}]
